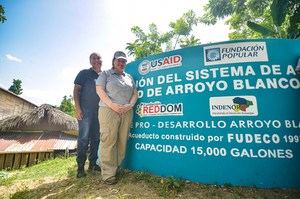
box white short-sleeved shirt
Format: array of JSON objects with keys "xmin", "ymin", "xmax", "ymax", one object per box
[{"xmin": 96, "ymin": 69, "xmax": 136, "ymax": 107}]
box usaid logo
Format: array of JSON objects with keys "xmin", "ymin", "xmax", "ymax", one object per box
[
  {"xmin": 138, "ymin": 55, "xmax": 182, "ymax": 75},
  {"xmin": 205, "ymin": 48, "xmax": 221, "ymax": 62},
  {"xmin": 209, "ymin": 96, "xmax": 258, "ymax": 117},
  {"xmin": 138, "ymin": 60, "xmax": 151, "ymax": 75},
  {"xmin": 204, "ymin": 42, "xmax": 268, "ymax": 66}
]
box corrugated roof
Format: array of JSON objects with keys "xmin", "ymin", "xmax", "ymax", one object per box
[
  {"xmin": 0, "ymin": 131, "xmax": 77, "ymax": 153},
  {"xmin": 53, "ymin": 134, "xmax": 78, "ymax": 150}
]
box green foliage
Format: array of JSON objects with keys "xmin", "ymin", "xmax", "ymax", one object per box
[
  {"xmin": 0, "ymin": 171, "xmax": 10, "ymax": 180},
  {"xmin": 170, "ymin": 10, "xmax": 200, "ymax": 49},
  {"xmin": 1, "ymin": 157, "xmax": 299, "ymax": 199},
  {"xmin": 201, "ymin": 0, "xmax": 233, "ymax": 23},
  {"xmin": 246, "ymin": 21, "xmax": 275, "ymax": 37},
  {"xmin": 126, "ymin": 23, "xmax": 171, "ymax": 59},
  {"xmin": 170, "ymin": 10, "xmax": 198, "ymax": 36},
  {"xmin": 132, "ymin": 172, "xmax": 184, "ymax": 197},
  {"xmin": 287, "ymin": 1, "xmax": 300, "ymax": 39},
  {"xmin": 179, "ymin": 35, "xmax": 200, "ymax": 48},
  {"xmin": 126, "ymin": 10, "xmax": 200, "ymax": 59},
  {"xmin": 0, "ymin": 157, "xmax": 76, "ymax": 186},
  {"xmin": 170, "ymin": 18, "xmax": 190, "ymax": 36},
  {"xmin": 10, "ymin": 188, "xmax": 31, "ymax": 199},
  {"xmin": 201, "ymin": 0, "xmax": 300, "ymax": 39},
  {"xmin": 8, "ymin": 79, "xmax": 23, "ymax": 95},
  {"xmin": 0, "ymin": 5, "xmax": 7, "ymax": 23},
  {"xmin": 59, "ymin": 95, "xmax": 75, "ymax": 117},
  {"xmin": 271, "ymin": 0, "xmax": 289, "ymax": 27},
  {"xmin": 160, "ymin": 177, "xmax": 184, "ymax": 195},
  {"xmin": 247, "ymin": 0, "xmax": 300, "ymax": 38}
]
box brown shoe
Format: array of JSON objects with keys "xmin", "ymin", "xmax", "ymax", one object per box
[{"xmin": 103, "ymin": 176, "xmax": 117, "ymax": 185}]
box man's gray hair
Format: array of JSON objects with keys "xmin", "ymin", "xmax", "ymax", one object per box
[{"xmin": 89, "ymin": 52, "xmax": 101, "ymax": 64}]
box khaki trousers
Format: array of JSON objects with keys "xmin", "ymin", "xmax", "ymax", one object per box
[{"xmin": 99, "ymin": 106, "xmax": 133, "ymax": 180}]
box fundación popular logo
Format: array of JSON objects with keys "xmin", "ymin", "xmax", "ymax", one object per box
[
  {"xmin": 203, "ymin": 42, "xmax": 269, "ymax": 66},
  {"xmin": 138, "ymin": 55, "xmax": 182, "ymax": 75},
  {"xmin": 136, "ymin": 102, "xmax": 183, "ymax": 117},
  {"xmin": 209, "ymin": 96, "xmax": 258, "ymax": 117},
  {"xmin": 205, "ymin": 48, "xmax": 221, "ymax": 62}
]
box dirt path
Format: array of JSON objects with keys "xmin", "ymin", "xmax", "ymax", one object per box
[{"xmin": 1, "ymin": 169, "xmax": 300, "ymax": 199}]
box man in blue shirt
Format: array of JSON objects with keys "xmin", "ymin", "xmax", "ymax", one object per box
[{"xmin": 73, "ymin": 53, "xmax": 102, "ymax": 178}]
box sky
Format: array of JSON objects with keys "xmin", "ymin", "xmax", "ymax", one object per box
[{"xmin": 0, "ymin": 0, "xmax": 229, "ymax": 106}]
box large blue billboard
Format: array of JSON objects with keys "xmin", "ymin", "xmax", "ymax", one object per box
[{"xmin": 124, "ymin": 39, "xmax": 300, "ymax": 188}]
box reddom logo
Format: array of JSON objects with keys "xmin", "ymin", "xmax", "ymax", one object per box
[
  {"xmin": 138, "ymin": 55, "xmax": 182, "ymax": 75},
  {"xmin": 136, "ymin": 102, "xmax": 183, "ymax": 117}
]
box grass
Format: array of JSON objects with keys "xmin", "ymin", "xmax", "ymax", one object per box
[
  {"xmin": 9, "ymin": 188, "xmax": 31, "ymax": 199},
  {"xmin": 0, "ymin": 157, "xmax": 75, "ymax": 186},
  {"xmin": 132, "ymin": 172, "xmax": 184, "ymax": 197},
  {"xmin": 0, "ymin": 156, "xmax": 299, "ymax": 199}
]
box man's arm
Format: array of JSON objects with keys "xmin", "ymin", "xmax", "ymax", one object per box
[{"xmin": 73, "ymin": 84, "xmax": 83, "ymax": 120}]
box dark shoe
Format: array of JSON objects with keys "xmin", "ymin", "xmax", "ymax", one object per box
[
  {"xmin": 77, "ymin": 168, "xmax": 87, "ymax": 178},
  {"xmin": 103, "ymin": 176, "xmax": 117, "ymax": 185},
  {"xmin": 88, "ymin": 164, "xmax": 101, "ymax": 172},
  {"xmin": 116, "ymin": 167, "xmax": 125, "ymax": 178}
]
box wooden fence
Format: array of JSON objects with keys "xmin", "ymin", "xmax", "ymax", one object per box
[{"xmin": 0, "ymin": 151, "xmax": 54, "ymax": 170}]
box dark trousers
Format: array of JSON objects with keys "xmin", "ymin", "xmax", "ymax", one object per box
[{"xmin": 76, "ymin": 110, "xmax": 100, "ymax": 168}]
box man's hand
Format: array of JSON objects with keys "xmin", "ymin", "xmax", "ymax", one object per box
[
  {"xmin": 73, "ymin": 84, "xmax": 82, "ymax": 120},
  {"xmin": 75, "ymin": 107, "xmax": 83, "ymax": 120}
]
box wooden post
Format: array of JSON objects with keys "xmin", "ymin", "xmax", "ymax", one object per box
[
  {"xmin": 38, "ymin": 152, "xmax": 45, "ymax": 162},
  {"xmin": 13, "ymin": 153, "xmax": 21, "ymax": 169},
  {"xmin": 28, "ymin": 153, "xmax": 37, "ymax": 166},
  {"xmin": 0, "ymin": 154, "xmax": 5, "ymax": 170},
  {"xmin": 21, "ymin": 153, "xmax": 29, "ymax": 168},
  {"xmin": 49, "ymin": 152, "xmax": 54, "ymax": 159},
  {"xmin": 65, "ymin": 148, "xmax": 69, "ymax": 158},
  {"xmin": 4, "ymin": 154, "xmax": 14, "ymax": 170},
  {"xmin": 26, "ymin": 152, "xmax": 30, "ymax": 167}
]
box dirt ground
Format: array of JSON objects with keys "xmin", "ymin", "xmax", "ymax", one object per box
[{"xmin": 1, "ymin": 168, "xmax": 300, "ymax": 199}]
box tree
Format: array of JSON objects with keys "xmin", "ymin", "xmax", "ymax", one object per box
[
  {"xmin": 179, "ymin": 35, "xmax": 201, "ymax": 48},
  {"xmin": 59, "ymin": 95, "xmax": 75, "ymax": 117},
  {"xmin": 126, "ymin": 10, "xmax": 201, "ymax": 59},
  {"xmin": 200, "ymin": 0, "xmax": 300, "ymax": 39},
  {"xmin": 8, "ymin": 79, "xmax": 23, "ymax": 95},
  {"xmin": 0, "ymin": 5, "xmax": 7, "ymax": 23},
  {"xmin": 126, "ymin": 24, "xmax": 173, "ymax": 59},
  {"xmin": 247, "ymin": 0, "xmax": 300, "ymax": 38},
  {"xmin": 170, "ymin": 10, "xmax": 200, "ymax": 49}
]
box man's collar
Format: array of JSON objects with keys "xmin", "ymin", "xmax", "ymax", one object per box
[{"xmin": 90, "ymin": 67, "xmax": 101, "ymax": 75}]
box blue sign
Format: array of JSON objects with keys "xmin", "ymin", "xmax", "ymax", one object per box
[{"xmin": 124, "ymin": 39, "xmax": 300, "ymax": 188}]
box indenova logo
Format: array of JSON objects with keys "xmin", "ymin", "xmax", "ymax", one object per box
[{"xmin": 209, "ymin": 96, "xmax": 258, "ymax": 117}]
